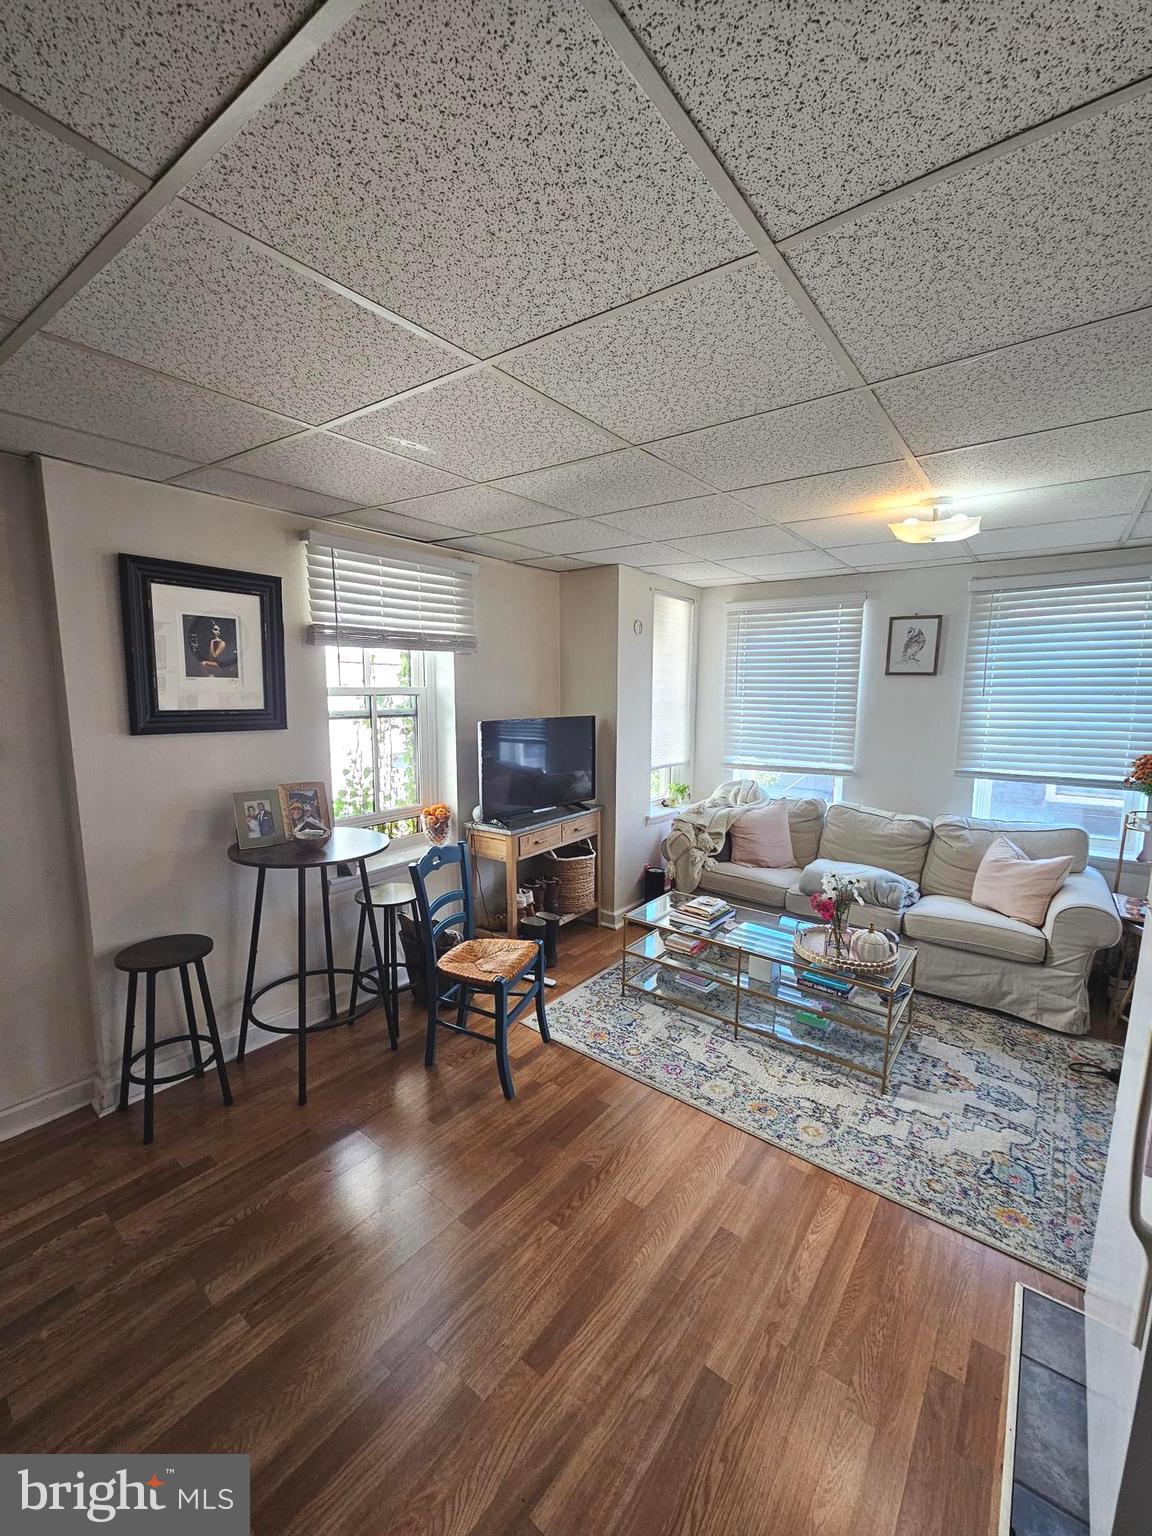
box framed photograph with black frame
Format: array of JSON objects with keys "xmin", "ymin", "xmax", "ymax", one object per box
[
  {"xmin": 885, "ymin": 613, "xmax": 942, "ymax": 676},
  {"xmin": 119, "ymin": 553, "xmax": 287, "ymax": 734}
]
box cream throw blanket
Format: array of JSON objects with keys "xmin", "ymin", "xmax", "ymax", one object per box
[{"xmin": 661, "ymin": 779, "xmax": 765, "ymax": 892}]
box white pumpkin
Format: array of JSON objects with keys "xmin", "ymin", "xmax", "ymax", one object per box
[{"xmin": 849, "ymin": 924, "xmax": 894, "ymax": 964}]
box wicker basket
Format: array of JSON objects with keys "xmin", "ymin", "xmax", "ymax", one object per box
[{"xmin": 545, "ymin": 839, "xmax": 597, "ymax": 914}]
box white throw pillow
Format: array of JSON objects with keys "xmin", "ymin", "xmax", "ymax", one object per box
[
  {"xmin": 971, "ymin": 835, "xmax": 1072, "ymax": 928},
  {"xmin": 729, "ymin": 798, "xmax": 794, "ymax": 868}
]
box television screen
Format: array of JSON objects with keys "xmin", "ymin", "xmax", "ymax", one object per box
[{"xmin": 479, "ymin": 715, "xmax": 595, "ymax": 822}]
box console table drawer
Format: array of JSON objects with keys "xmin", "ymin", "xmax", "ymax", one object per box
[
  {"xmin": 519, "ymin": 824, "xmax": 564, "ymax": 856},
  {"xmin": 561, "ymin": 813, "xmax": 599, "ymax": 842}
]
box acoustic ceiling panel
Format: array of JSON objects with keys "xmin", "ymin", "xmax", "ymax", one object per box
[
  {"xmin": 503, "ymin": 517, "xmax": 651, "ymax": 555},
  {"xmin": 492, "ymin": 447, "xmax": 711, "ymax": 516},
  {"xmin": 596, "ymin": 494, "xmax": 767, "ymax": 540},
  {"xmin": 922, "ymin": 413, "xmax": 1152, "ymax": 497},
  {"xmin": 730, "ymin": 460, "xmax": 927, "ymax": 523},
  {"xmin": 0, "ymin": 408, "xmax": 195, "ymax": 480},
  {"xmin": 378, "ymin": 484, "xmax": 570, "ymax": 534},
  {"xmin": 170, "ymin": 463, "xmax": 361, "ymax": 518},
  {"xmin": 969, "ymin": 513, "xmax": 1134, "ymax": 556},
  {"xmin": 226, "ymin": 429, "xmax": 471, "ymax": 504},
  {"xmin": 670, "ymin": 524, "xmax": 812, "ymax": 560}
]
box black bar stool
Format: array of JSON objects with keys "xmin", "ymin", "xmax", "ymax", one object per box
[
  {"xmin": 114, "ymin": 934, "xmax": 232, "ymax": 1145},
  {"xmin": 349, "ymin": 879, "xmax": 416, "ymax": 1029}
]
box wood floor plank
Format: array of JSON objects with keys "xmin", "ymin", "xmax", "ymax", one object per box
[{"xmin": 0, "ymin": 928, "xmax": 1081, "ymax": 1534}]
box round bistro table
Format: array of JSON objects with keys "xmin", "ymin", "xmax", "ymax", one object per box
[{"xmin": 228, "ymin": 828, "xmax": 395, "ymax": 1105}]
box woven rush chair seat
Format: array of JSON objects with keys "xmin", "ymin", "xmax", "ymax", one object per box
[{"xmin": 438, "ymin": 937, "xmax": 539, "ymax": 984}]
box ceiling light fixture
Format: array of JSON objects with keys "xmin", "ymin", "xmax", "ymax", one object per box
[{"xmin": 889, "ymin": 498, "xmax": 981, "ymax": 544}]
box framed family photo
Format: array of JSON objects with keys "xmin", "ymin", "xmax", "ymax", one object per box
[
  {"xmin": 885, "ymin": 614, "xmax": 942, "ymax": 676},
  {"xmin": 232, "ymin": 790, "xmax": 286, "ymax": 850},
  {"xmin": 278, "ymin": 781, "xmax": 332, "ymax": 842},
  {"xmin": 119, "ymin": 553, "xmax": 287, "ymax": 735}
]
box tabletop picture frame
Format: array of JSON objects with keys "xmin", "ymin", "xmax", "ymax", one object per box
[
  {"xmin": 885, "ymin": 614, "xmax": 942, "ymax": 676},
  {"xmin": 119, "ymin": 553, "xmax": 287, "ymax": 734}
]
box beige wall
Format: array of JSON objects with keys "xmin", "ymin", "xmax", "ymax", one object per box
[
  {"xmin": 693, "ymin": 546, "xmax": 1152, "ymax": 890},
  {"xmin": 559, "ymin": 566, "xmax": 620, "ymax": 915},
  {"xmin": 28, "ymin": 457, "xmax": 560, "ymax": 1115},
  {"xmin": 0, "ymin": 451, "xmax": 96, "ymax": 1135}
]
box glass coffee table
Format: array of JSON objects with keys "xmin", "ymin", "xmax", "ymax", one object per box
[{"xmin": 621, "ymin": 892, "xmax": 917, "ymax": 1092}]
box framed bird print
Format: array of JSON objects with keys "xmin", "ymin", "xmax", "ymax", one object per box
[
  {"xmin": 119, "ymin": 553, "xmax": 287, "ymax": 734},
  {"xmin": 885, "ymin": 614, "xmax": 942, "ymax": 676}
]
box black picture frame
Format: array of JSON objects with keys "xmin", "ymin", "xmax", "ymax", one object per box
[
  {"xmin": 884, "ymin": 613, "xmax": 942, "ymax": 676},
  {"xmin": 119, "ymin": 553, "xmax": 287, "ymax": 734}
]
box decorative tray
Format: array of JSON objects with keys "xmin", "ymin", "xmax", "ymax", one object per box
[{"xmin": 792, "ymin": 923, "xmax": 898, "ymax": 976}]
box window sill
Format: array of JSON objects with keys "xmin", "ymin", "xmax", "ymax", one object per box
[
  {"xmin": 327, "ymin": 834, "xmax": 427, "ymax": 891},
  {"xmin": 646, "ymin": 805, "xmax": 682, "ymax": 826}
]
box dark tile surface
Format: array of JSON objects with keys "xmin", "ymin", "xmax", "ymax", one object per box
[
  {"xmin": 1015, "ymin": 1357, "xmax": 1089, "ymax": 1523},
  {"xmin": 1011, "ymin": 1483, "xmax": 1090, "ymax": 1536},
  {"xmin": 1022, "ymin": 1291, "xmax": 1087, "ymax": 1386}
]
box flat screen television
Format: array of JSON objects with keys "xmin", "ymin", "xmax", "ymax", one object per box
[{"xmin": 479, "ymin": 715, "xmax": 595, "ymax": 823}]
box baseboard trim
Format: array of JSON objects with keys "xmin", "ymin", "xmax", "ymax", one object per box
[{"xmin": 0, "ymin": 1074, "xmax": 99, "ymax": 1143}]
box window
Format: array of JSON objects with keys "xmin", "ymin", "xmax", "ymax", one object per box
[
  {"xmin": 730, "ymin": 768, "xmax": 844, "ymax": 804},
  {"xmin": 650, "ymin": 592, "xmax": 694, "ymax": 804},
  {"xmin": 306, "ymin": 529, "xmax": 476, "ymax": 651},
  {"xmin": 958, "ymin": 573, "xmax": 1152, "ymax": 787},
  {"xmin": 326, "ymin": 646, "xmax": 437, "ymax": 838},
  {"xmin": 971, "ymin": 779, "xmax": 1144, "ymax": 859},
  {"xmin": 723, "ymin": 595, "xmax": 864, "ymax": 776}
]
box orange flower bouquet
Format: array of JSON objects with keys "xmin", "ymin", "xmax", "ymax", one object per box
[
  {"xmin": 420, "ymin": 802, "xmax": 452, "ymax": 845},
  {"xmin": 1124, "ymin": 755, "xmax": 1152, "ymax": 799}
]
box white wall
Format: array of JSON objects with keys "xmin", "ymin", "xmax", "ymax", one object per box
[
  {"xmin": 0, "ymin": 451, "xmax": 97, "ymax": 1135},
  {"xmin": 694, "ymin": 546, "xmax": 1152, "ymax": 886},
  {"xmin": 26, "ymin": 457, "xmax": 560, "ymax": 1117}
]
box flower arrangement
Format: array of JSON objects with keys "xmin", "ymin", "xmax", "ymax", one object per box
[
  {"xmin": 1124, "ymin": 755, "xmax": 1152, "ymax": 799},
  {"xmin": 809, "ymin": 871, "xmax": 864, "ymax": 961},
  {"xmin": 420, "ymin": 802, "xmax": 451, "ymax": 845}
]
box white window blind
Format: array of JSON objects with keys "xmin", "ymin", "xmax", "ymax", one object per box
[
  {"xmin": 958, "ymin": 573, "xmax": 1152, "ymax": 786},
  {"xmin": 724, "ymin": 595, "xmax": 864, "ymax": 774},
  {"xmin": 306, "ymin": 531, "xmax": 477, "ymax": 652},
  {"xmin": 651, "ymin": 592, "xmax": 694, "ymax": 769}
]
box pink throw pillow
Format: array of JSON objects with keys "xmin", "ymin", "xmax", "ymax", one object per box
[
  {"xmin": 971, "ymin": 835, "xmax": 1072, "ymax": 927},
  {"xmin": 729, "ymin": 799, "xmax": 794, "ymax": 869}
]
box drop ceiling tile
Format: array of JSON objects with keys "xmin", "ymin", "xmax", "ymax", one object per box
[
  {"xmin": 228, "ymin": 431, "xmax": 470, "ymax": 505},
  {"xmin": 1128, "ymin": 509, "xmax": 1152, "ymax": 541},
  {"xmin": 648, "ymin": 393, "xmax": 897, "ymax": 490},
  {"xmin": 493, "ymin": 449, "xmax": 711, "ymax": 517},
  {"xmin": 875, "ymin": 310, "xmax": 1152, "ymax": 454},
  {"xmin": 969, "ymin": 514, "xmax": 1134, "ymax": 557},
  {"xmin": 0, "ymin": 107, "xmax": 139, "ymax": 317},
  {"xmin": 642, "ymin": 561, "xmax": 739, "ymax": 585},
  {"xmin": 922, "ymin": 413, "xmax": 1152, "ymax": 498},
  {"xmin": 671, "ymin": 525, "xmax": 812, "ymax": 560},
  {"xmin": 719, "ymin": 551, "xmax": 850, "ymax": 579},
  {"xmin": 0, "ymin": 334, "xmax": 301, "ymax": 462},
  {"xmin": 834, "ymin": 541, "xmax": 973, "ymax": 569},
  {"xmin": 730, "ymin": 462, "xmax": 927, "ymax": 524},
  {"xmin": 50, "ymin": 202, "xmax": 460, "ymax": 422},
  {"xmin": 948, "ymin": 475, "xmax": 1149, "ymax": 529},
  {"xmin": 795, "ymin": 508, "xmax": 928, "ymax": 548},
  {"xmin": 380, "ymin": 485, "xmax": 569, "ymax": 534},
  {"xmin": 437, "ymin": 534, "xmax": 539, "ymax": 562},
  {"xmin": 0, "ymin": 1, "xmax": 315, "ymax": 176},
  {"xmin": 519, "ymin": 555, "xmax": 587, "ymax": 572},
  {"xmin": 790, "ymin": 94, "xmax": 1152, "ymax": 379},
  {"xmin": 0, "ymin": 409, "xmax": 195, "ymax": 480},
  {"xmin": 597, "ymin": 495, "xmax": 766, "ymax": 540},
  {"xmin": 339, "ymin": 369, "xmax": 620, "ymax": 478},
  {"xmin": 501, "ymin": 262, "xmax": 846, "ymax": 439},
  {"xmin": 620, "ymin": 0, "xmax": 1152, "ymax": 236},
  {"xmin": 504, "ymin": 519, "xmax": 648, "ymax": 556},
  {"xmin": 170, "ymin": 465, "xmax": 359, "ymax": 518},
  {"xmin": 187, "ymin": 0, "xmax": 747, "ymax": 355},
  {"xmin": 573, "ymin": 542, "xmax": 694, "ymax": 567},
  {"xmin": 334, "ymin": 507, "xmax": 463, "ymax": 541}
]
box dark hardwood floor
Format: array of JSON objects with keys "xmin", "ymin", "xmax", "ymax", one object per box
[{"xmin": 0, "ymin": 922, "xmax": 1078, "ymax": 1534}]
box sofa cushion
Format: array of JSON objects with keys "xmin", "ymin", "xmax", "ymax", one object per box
[
  {"xmin": 784, "ymin": 884, "xmax": 905, "ymax": 934},
  {"xmin": 782, "ymin": 797, "xmax": 825, "ymax": 867},
  {"xmin": 729, "ymin": 798, "xmax": 793, "ymax": 867},
  {"xmin": 817, "ymin": 802, "xmax": 933, "ymax": 882},
  {"xmin": 971, "ymin": 836, "xmax": 1073, "ymax": 927},
  {"xmin": 903, "ymin": 894, "xmax": 1047, "ymax": 964},
  {"xmin": 922, "ymin": 816, "xmax": 1089, "ymax": 900},
  {"xmin": 700, "ymin": 864, "xmax": 800, "ymax": 909},
  {"xmin": 798, "ymin": 858, "xmax": 920, "ymax": 911}
]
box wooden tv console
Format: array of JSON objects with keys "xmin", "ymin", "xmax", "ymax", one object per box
[{"xmin": 466, "ymin": 807, "xmax": 602, "ymax": 937}]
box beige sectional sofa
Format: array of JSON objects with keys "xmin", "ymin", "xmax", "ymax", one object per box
[{"xmin": 690, "ymin": 797, "xmax": 1121, "ymax": 1036}]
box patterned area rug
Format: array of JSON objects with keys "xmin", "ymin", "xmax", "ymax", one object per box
[{"xmin": 539, "ymin": 965, "xmax": 1120, "ymax": 1285}]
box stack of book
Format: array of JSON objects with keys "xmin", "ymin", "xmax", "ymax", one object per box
[
  {"xmin": 663, "ymin": 931, "xmax": 711, "ymax": 959},
  {"xmin": 672, "ymin": 894, "xmax": 736, "ymax": 930}
]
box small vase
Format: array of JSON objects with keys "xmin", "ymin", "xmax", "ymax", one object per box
[{"xmin": 421, "ymin": 811, "xmax": 450, "ymax": 846}]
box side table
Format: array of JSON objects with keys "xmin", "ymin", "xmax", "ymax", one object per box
[
  {"xmin": 1110, "ymin": 891, "xmax": 1147, "ymax": 1029},
  {"xmin": 228, "ymin": 828, "xmax": 395, "ymax": 1105}
]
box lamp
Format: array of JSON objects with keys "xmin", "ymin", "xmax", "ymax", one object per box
[{"xmin": 889, "ymin": 498, "xmax": 980, "ymax": 544}]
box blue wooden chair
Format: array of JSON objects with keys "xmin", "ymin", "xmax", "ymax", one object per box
[{"xmin": 408, "ymin": 842, "xmax": 550, "ymax": 1099}]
